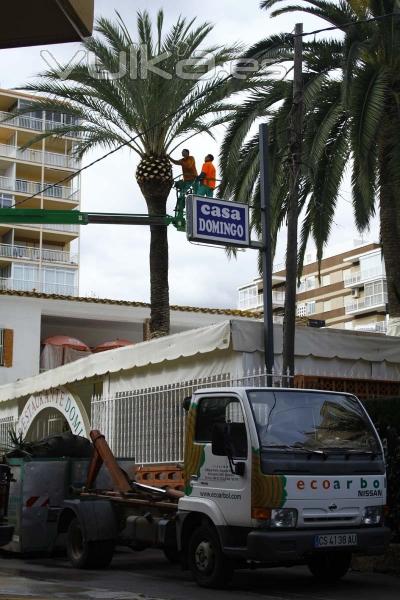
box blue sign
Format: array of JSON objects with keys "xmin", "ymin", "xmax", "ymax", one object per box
[{"xmin": 186, "ymin": 195, "xmax": 250, "ymax": 247}]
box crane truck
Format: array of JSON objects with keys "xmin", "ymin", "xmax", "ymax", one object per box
[{"xmin": 3, "ymin": 387, "xmax": 390, "ymax": 588}]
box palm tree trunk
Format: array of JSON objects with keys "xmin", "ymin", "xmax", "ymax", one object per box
[{"xmin": 144, "ymin": 194, "xmax": 170, "ymax": 337}]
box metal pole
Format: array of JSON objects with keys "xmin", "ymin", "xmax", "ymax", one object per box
[{"xmin": 259, "ymin": 123, "xmax": 274, "ymax": 386}]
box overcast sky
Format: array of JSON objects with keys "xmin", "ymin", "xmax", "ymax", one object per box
[{"xmin": 0, "ymin": 1, "xmax": 378, "ymax": 309}]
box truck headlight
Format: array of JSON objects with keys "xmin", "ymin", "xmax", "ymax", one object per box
[
  {"xmin": 362, "ymin": 506, "xmax": 383, "ymax": 525},
  {"xmin": 270, "ymin": 508, "xmax": 298, "ymax": 528}
]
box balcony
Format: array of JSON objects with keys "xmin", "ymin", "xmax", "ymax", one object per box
[
  {"xmin": 0, "ymin": 142, "xmax": 80, "ymax": 170},
  {"xmin": 0, "ymin": 111, "xmax": 82, "ymax": 139},
  {"xmin": 0, "ymin": 277, "xmax": 78, "ymax": 296},
  {"xmin": 0, "ymin": 175, "xmax": 79, "ymax": 201},
  {"xmin": 344, "ymin": 267, "xmax": 386, "ymax": 288},
  {"xmin": 239, "ymin": 291, "xmax": 285, "ymax": 310},
  {"xmin": 0, "ymin": 243, "xmax": 78, "ymax": 265},
  {"xmin": 345, "ymin": 292, "xmax": 388, "ymax": 315},
  {"xmin": 354, "ymin": 321, "xmax": 388, "ymax": 334}
]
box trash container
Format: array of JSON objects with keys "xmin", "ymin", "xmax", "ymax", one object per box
[{"xmin": 0, "ymin": 463, "xmax": 13, "ymax": 547}]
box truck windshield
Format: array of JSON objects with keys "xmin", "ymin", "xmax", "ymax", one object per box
[{"xmin": 247, "ymin": 390, "xmax": 380, "ymax": 453}]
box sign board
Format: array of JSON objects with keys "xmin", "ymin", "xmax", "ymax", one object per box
[
  {"xmin": 16, "ymin": 388, "xmax": 90, "ymax": 440},
  {"xmin": 186, "ymin": 195, "xmax": 250, "ymax": 247},
  {"xmin": 308, "ymin": 319, "xmax": 326, "ymax": 329}
]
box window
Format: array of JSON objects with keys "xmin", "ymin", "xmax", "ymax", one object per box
[
  {"xmin": 322, "ymin": 274, "xmax": 331, "ymax": 287},
  {"xmin": 42, "ymin": 268, "xmax": 76, "ymax": 294},
  {"xmin": 238, "ymin": 285, "xmax": 258, "ymax": 309},
  {"xmin": 306, "ymin": 301, "xmax": 316, "ymax": 315},
  {"xmin": 360, "ymin": 252, "xmax": 385, "ymax": 281},
  {"xmin": 296, "ymin": 303, "xmax": 306, "ymax": 317},
  {"xmin": 297, "ymin": 276, "xmax": 316, "ymax": 293},
  {"xmin": 0, "ymin": 329, "xmax": 13, "ymax": 367},
  {"xmin": 248, "ymin": 390, "xmax": 379, "ymax": 452},
  {"xmin": 195, "ymin": 396, "xmax": 247, "ymax": 457},
  {"xmin": 0, "ymin": 194, "xmax": 13, "ymax": 208}
]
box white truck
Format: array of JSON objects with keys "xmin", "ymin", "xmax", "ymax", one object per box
[{"xmin": 3, "ymin": 388, "xmax": 390, "ymax": 588}]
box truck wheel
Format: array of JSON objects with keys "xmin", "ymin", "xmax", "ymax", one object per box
[
  {"xmin": 307, "ymin": 551, "xmax": 351, "ymax": 582},
  {"xmin": 188, "ymin": 524, "xmax": 233, "ymax": 588},
  {"xmin": 67, "ymin": 517, "xmax": 114, "ymax": 569}
]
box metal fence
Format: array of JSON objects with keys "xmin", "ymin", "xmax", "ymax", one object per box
[
  {"xmin": 91, "ymin": 368, "xmax": 289, "ymax": 464},
  {"xmin": 0, "ymin": 329, "xmax": 4, "ymax": 366},
  {"xmin": 0, "ymin": 416, "xmax": 17, "ymax": 449}
]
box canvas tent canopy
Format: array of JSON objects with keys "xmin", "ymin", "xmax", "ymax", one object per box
[{"xmin": 1, "ymin": 320, "xmax": 400, "ymax": 404}]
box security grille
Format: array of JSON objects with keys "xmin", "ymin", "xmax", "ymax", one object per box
[{"xmin": 91, "ymin": 368, "xmax": 288, "ymax": 464}]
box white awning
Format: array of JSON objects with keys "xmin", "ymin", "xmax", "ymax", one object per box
[{"xmin": 0, "ymin": 321, "xmax": 231, "ymax": 403}]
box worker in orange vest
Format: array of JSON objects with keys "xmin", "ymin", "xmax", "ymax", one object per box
[
  {"xmin": 197, "ymin": 154, "xmax": 216, "ymax": 197},
  {"xmin": 169, "ymin": 149, "xmax": 198, "ymax": 193}
]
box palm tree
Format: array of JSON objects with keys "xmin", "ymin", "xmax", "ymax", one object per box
[
  {"xmin": 16, "ymin": 11, "xmax": 248, "ymax": 336},
  {"xmin": 225, "ymin": 0, "xmax": 400, "ymax": 323},
  {"xmin": 219, "ymin": 34, "xmax": 346, "ymax": 373},
  {"xmin": 259, "ymin": 0, "xmax": 400, "ymax": 321}
]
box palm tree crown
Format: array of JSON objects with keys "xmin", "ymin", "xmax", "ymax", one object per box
[
  {"xmin": 221, "ymin": 0, "xmax": 400, "ymax": 320},
  {"xmin": 17, "ymin": 10, "xmax": 250, "ymax": 335}
]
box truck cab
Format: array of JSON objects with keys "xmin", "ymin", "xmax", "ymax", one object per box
[{"xmin": 178, "ymin": 387, "xmax": 390, "ymax": 587}]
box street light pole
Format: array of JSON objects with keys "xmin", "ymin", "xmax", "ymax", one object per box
[{"xmin": 259, "ymin": 123, "xmax": 274, "ymax": 385}]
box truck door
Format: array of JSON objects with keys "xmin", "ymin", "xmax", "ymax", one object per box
[{"xmin": 185, "ymin": 394, "xmax": 251, "ymax": 527}]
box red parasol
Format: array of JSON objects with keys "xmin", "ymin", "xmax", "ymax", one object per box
[
  {"xmin": 42, "ymin": 335, "xmax": 90, "ymax": 352},
  {"xmin": 93, "ymin": 339, "xmax": 134, "ymax": 353}
]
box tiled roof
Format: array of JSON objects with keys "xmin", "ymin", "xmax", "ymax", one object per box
[{"xmin": 0, "ymin": 289, "xmax": 263, "ymax": 319}]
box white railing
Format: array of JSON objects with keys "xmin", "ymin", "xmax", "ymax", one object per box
[
  {"xmin": 0, "ymin": 243, "xmax": 78, "ymax": 265},
  {"xmin": 0, "ymin": 110, "xmax": 43, "ymax": 131},
  {"xmin": 0, "ymin": 277, "xmax": 78, "ymax": 296},
  {"xmin": 239, "ymin": 291, "xmax": 285, "ymax": 310},
  {"xmin": 345, "ymin": 292, "xmax": 388, "ymax": 314},
  {"xmin": 0, "ymin": 417, "xmax": 18, "ymax": 449},
  {"xmin": 0, "ymin": 143, "xmax": 79, "ymax": 170},
  {"xmin": 0, "ymin": 111, "xmax": 82, "ymax": 139},
  {"xmin": 44, "ymin": 120, "xmax": 82, "ymax": 139},
  {"xmin": 91, "ymin": 368, "xmax": 290, "ymax": 462},
  {"xmin": 0, "ymin": 175, "xmax": 79, "ymax": 201},
  {"xmin": 344, "ymin": 268, "xmax": 386, "ymax": 287},
  {"xmin": 354, "ymin": 322, "xmax": 388, "ymax": 334},
  {"xmin": 15, "ymin": 222, "xmax": 80, "ymax": 234}
]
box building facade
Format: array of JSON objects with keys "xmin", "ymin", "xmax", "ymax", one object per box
[
  {"xmin": 0, "ymin": 289, "xmax": 262, "ymax": 386},
  {"xmin": 0, "ymin": 89, "xmax": 81, "ymax": 297},
  {"xmin": 238, "ymin": 242, "xmax": 389, "ymax": 333}
]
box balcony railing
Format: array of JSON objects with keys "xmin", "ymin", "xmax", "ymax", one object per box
[
  {"xmin": 344, "ymin": 267, "xmax": 386, "ymax": 287},
  {"xmin": 0, "ymin": 175, "xmax": 79, "ymax": 201},
  {"xmin": 345, "ymin": 292, "xmax": 388, "ymax": 315},
  {"xmin": 0, "ymin": 111, "xmax": 82, "ymax": 139},
  {"xmin": 0, "ymin": 243, "xmax": 78, "ymax": 265},
  {"xmin": 0, "ymin": 277, "xmax": 78, "ymax": 296},
  {"xmin": 354, "ymin": 322, "xmax": 388, "ymax": 334},
  {"xmin": 0, "ymin": 142, "xmax": 80, "ymax": 170},
  {"xmin": 0, "ymin": 110, "xmax": 43, "ymax": 131},
  {"xmin": 239, "ymin": 291, "xmax": 286, "ymax": 310}
]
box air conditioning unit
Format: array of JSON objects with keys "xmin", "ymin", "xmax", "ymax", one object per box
[{"xmin": 352, "ymin": 288, "xmax": 360, "ymax": 299}]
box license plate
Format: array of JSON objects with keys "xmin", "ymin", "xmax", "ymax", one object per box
[{"xmin": 314, "ymin": 534, "xmax": 358, "ymax": 548}]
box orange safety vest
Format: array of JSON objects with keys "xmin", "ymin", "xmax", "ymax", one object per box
[{"xmin": 201, "ymin": 162, "xmax": 216, "ymax": 188}]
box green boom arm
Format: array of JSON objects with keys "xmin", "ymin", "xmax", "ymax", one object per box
[{"xmin": 0, "ymin": 209, "xmax": 185, "ymax": 230}]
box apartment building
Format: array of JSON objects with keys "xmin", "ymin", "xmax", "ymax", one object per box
[
  {"xmin": 238, "ymin": 242, "xmax": 389, "ymax": 333},
  {"xmin": 0, "ymin": 89, "xmax": 81, "ymax": 297}
]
